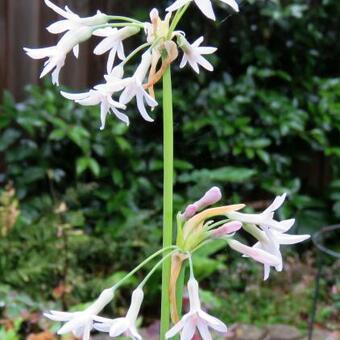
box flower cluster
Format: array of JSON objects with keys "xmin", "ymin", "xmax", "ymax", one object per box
[
  {"xmin": 45, "ymin": 187, "xmax": 309, "ymax": 340},
  {"xmin": 24, "ymin": 0, "xmax": 238, "ymax": 129}
]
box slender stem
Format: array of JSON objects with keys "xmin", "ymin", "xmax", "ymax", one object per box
[
  {"xmin": 168, "ymin": 3, "xmax": 190, "ymax": 38},
  {"xmin": 112, "ymin": 246, "xmax": 176, "ymax": 290},
  {"xmin": 139, "ymin": 250, "xmax": 176, "ymax": 289},
  {"xmin": 160, "ymin": 66, "xmax": 174, "ymax": 340},
  {"xmin": 108, "ymin": 15, "xmax": 143, "ymax": 24},
  {"xmin": 93, "ymin": 22, "xmax": 143, "ymax": 31},
  {"xmin": 122, "ymin": 43, "xmax": 151, "ymax": 65}
]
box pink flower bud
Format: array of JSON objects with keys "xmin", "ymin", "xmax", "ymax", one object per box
[
  {"xmin": 195, "ymin": 186, "xmax": 222, "ymax": 210},
  {"xmin": 182, "ymin": 204, "xmax": 198, "ymax": 220},
  {"xmin": 181, "ymin": 187, "xmax": 222, "ymax": 221},
  {"xmin": 211, "ymin": 221, "xmax": 242, "ymax": 238}
]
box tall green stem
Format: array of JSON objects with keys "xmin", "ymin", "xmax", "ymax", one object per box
[{"xmin": 160, "ymin": 66, "xmax": 174, "ymax": 340}]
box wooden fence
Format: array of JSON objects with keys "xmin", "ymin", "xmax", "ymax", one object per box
[{"xmin": 0, "ymin": 0, "xmax": 152, "ymax": 100}]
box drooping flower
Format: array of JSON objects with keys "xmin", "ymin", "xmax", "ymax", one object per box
[
  {"xmin": 228, "ymin": 239, "xmax": 281, "ymax": 267},
  {"xmin": 94, "ymin": 288, "xmax": 144, "ymax": 339},
  {"xmin": 45, "ymin": 288, "xmax": 114, "ymax": 340},
  {"xmin": 166, "ymin": 278, "xmax": 228, "ymax": 339},
  {"xmin": 167, "ymin": 0, "xmax": 239, "ymax": 21},
  {"xmin": 44, "ymin": 0, "xmax": 108, "ymax": 34},
  {"xmin": 93, "ymin": 26, "xmax": 140, "ymax": 73},
  {"xmin": 245, "ymin": 224, "xmax": 310, "ymax": 280},
  {"xmin": 61, "ymin": 65, "xmax": 129, "ymax": 128},
  {"xmin": 119, "ymin": 50, "xmax": 158, "ymax": 122},
  {"xmin": 24, "ymin": 27, "xmax": 93, "ymax": 85},
  {"xmin": 177, "ymin": 36, "xmax": 217, "ymax": 74},
  {"xmin": 182, "ymin": 186, "xmax": 222, "ymax": 220},
  {"xmin": 227, "ymin": 193, "xmax": 295, "ymax": 232},
  {"xmin": 24, "ymin": 0, "xmax": 109, "ymax": 85}
]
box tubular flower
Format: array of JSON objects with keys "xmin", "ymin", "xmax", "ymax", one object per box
[
  {"xmin": 166, "ymin": 278, "xmax": 228, "ymax": 339},
  {"xmin": 44, "ymin": 288, "xmax": 114, "ymax": 340},
  {"xmin": 61, "ymin": 65, "xmax": 129, "ymax": 128},
  {"xmin": 94, "ymin": 288, "xmax": 144, "ymax": 339},
  {"xmin": 227, "ymin": 193, "xmax": 295, "ymax": 232},
  {"xmin": 43, "ymin": 0, "xmax": 108, "ymax": 34},
  {"xmin": 245, "ymin": 224, "xmax": 310, "ymax": 280},
  {"xmin": 177, "ymin": 36, "xmax": 217, "ymax": 74},
  {"xmin": 167, "ymin": 0, "xmax": 239, "ymax": 21},
  {"xmin": 24, "ymin": 27, "xmax": 92, "ymax": 85},
  {"xmin": 119, "ymin": 51, "xmax": 158, "ymax": 121},
  {"xmin": 227, "ymin": 239, "xmax": 281, "ymax": 267},
  {"xmin": 94, "ymin": 26, "xmax": 140, "ymax": 73}
]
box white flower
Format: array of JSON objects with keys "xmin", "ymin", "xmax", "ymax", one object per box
[
  {"xmin": 227, "ymin": 193, "xmax": 296, "ymax": 232},
  {"xmin": 250, "ymin": 225, "xmax": 310, "ymax": 280},
  {"xmin": 24, "ymin": 27, "xmax": 92, "ymax": 85},
  {"xmin": 24, "ymin": 0, "xmax": 109, "ymax": 85},
  {"xmin": 93, "ymin": 26, "xmax": 140, "ymax": 73},
  {"xmin": 166, "ymin": 0, "xmax": 239, "ymax": 21},
  {"xmin": 178, "ymin": 36, "xmax": 217, "ymax": 74},
  {"xmin": 94, "ymin": 288, "xmax": 144, "ymax": 339},
  {"xmin": 119, "ymin": 51, "xmax": 158, "ymax": 122},
  {"xmin": 166, "ymin": 278, "xmax": 227, "ymax": 340},
  {"xmin": 45, "ymin": 288, "xmax": 114, "ymax": 340},
  {"xmin": 44, "ymin": 0, "xmax": 108, "ymax": 34},
  {"xmin": 61, "ymin": 66, "xmax": 129, "ymax": 129}
]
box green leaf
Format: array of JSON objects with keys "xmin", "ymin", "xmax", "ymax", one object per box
[{"xmin": 178, "ymin": 167, "xmax": 257, "ymax": 184}]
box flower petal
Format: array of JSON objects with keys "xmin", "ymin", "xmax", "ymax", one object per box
[
  {"xmin": 197, "ymin": 319, "xmax": 213, "ymax": 340},
  {"xmin": 198, "ymin": 311, "xmax": 227, "ymax": 333},
  {"xmin": 109, "ymin": 318, "xmax": 129, "ymax": 337},
  {"xmin": 166, "ymin": 315, "xmax": 189, "ymax": 338},
  {"xmin": 194, "ymin": 0, "xmax": 216, "ymax": 20},
  {"xmin": 136, "ymin": 92, "xmax": 154, "ymax": 122},
  {"xmin": 220, "ymin": 0, "xmax": 239, "ymax": 12},
  {"xmin": 181, "ymin": 317, "xmax": 197, "ymax": 340},
  {"xmin": 166, "ymin": 0, "xmax": 191, "ymax": 13}
]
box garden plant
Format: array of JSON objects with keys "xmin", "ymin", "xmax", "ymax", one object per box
[{"xmin": 14, "ymin": 0, "xmax": 327, "ymax": 339}]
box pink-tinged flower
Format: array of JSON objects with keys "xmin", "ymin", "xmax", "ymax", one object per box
[
  {"xmin": 182, "ymin": 186, "xmax": 222, "ymax": 220},
  {"xmin": 227, "ymin": 193, "xmax": 295, "ymax": 232},
  {"xmin": 167, "ymin": 0, "xmax": 239, "ymax": 21},
  {"xmin": 228, "ymin": 239, "xmax": 281, "ymax": 267},
  {"xmin": 119, "ymin": 51, "xmax": 158, "ymax": 122},
  {"xmin": 93, "ymin": 26, "xmax": 140, "ymax": 73},
  {"xmin": 166, "ymin": 278, "xmax": 228, "ymax": 339},
  {"xmin": 24, "ymin": 27, "xmax": 92, "ymax": 85},
  {"xmin": 61, "ymin": 65, "xmax": 129, "ymax": 128},
  {"xmin": 249, "ymin": 225, "xmax": 310, "ymax": 280},
  {"xmin": 211, "ymin": 221, "xmax": 242, "ymax": 238},
  {"xmin": 178, "ymin": 36, "xmax": 217, "ymax": 74},
  {"xmin": 44, "ymin": 288, "xmax": 114, "ymax": 340},
  {"xmin": 94, "ymin": 288, "xmax": 144, "ymax": 339}
]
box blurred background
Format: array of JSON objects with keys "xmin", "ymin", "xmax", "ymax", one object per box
[{"xmin": 0, "ymin": 0, "xmax": 339, "ymax": 339}]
